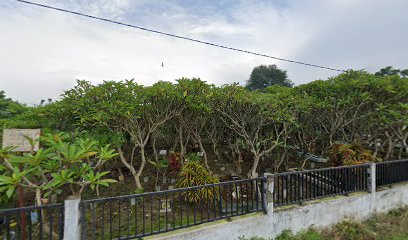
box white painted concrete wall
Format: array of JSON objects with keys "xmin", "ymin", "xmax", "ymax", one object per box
[{"xmin": 154, "ymin": 182, "xmax": 408, "ymax": 240}]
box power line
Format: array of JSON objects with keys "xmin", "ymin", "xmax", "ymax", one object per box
[{"xmin": 14, "ymin": 0, "xmax": 346, "ymax": 72}]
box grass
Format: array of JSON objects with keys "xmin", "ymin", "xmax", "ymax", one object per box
[{"xmin": 239, "ymin": 206, "xmax": 408, "ymax": 240}]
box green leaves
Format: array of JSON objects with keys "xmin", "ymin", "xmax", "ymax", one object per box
[
  {"xmin": 176, "ymin": 161, "xmax": 219, "ymax": 203},
  {"xmin": 0, "ymin": 146, "xmax": 17, "ymax": 160},
  {"xmin": 56, "ymin": 142, "xmax": 97, "ymax": 164},
  {"xmin": 245, "ymin": 64, "xmax": 293, "ymax": 90},
  {"xmin": 0, "ymin": 90, "xmax": 28, "ymax": 119},
  {"xmin": 0, "ymin": 132, "xmax": 118, "ymax": 199},
  {"xmin": 82, "ymin": 171, "xmax": 117, "ymax": 190},
  {"xmin": 9, "ymin": 148, "xmax": 54, "ymax": 167},
  {"xmin": 43, "ymin": 170, "xmax": 75, "ymax": 190},
  {"xmin": 98, "ymin": 144, "xmax": 119, "ymax": 161},
  {"xmin": 0, "ymin": 167, "xmax": 32, "ymax": 198},
  {"xmin": 149, "ymin": 159, "xmax": 169, "ymax": 170}
]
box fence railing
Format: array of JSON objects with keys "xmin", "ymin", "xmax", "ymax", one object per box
[
  {"xmin": 80, "ymin": 177, "xmax": 265, "ymax": 240},
  {"xmin": 0, "ymin": 203, "xmax": 64, "ymax": 240},
  {"xmin": 273, "ymin": 164, "xmax": 371, "ymax": 207},
  {"xmin": 2, "ymin": 159, "xmax": 408, "ymax": 240},
  {"xmin": 376, "ymin": 159, "xmax": 408, "ymax": 187}
]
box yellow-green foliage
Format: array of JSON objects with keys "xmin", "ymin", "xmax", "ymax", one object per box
[
  {"xmin": 176, "ymin": 161, "xmax": 219, "ymax": 203},
  {"xmin": 329, "ymin": 143, "xmax": 379, "ymax": 166}
]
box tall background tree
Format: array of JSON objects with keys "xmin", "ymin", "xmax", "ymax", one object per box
[
  {"xmin": 0, "ymin": 90, "xmax": 27, "ymax": 119},
  {"xmin": 245, "ymin": 64, "xmax": 293, "ymax": 90},
  {"xmin": 375, "ymin": 66, "xmax": 408, "ymax": 78}
]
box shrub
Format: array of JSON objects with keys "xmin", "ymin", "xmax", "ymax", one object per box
[
  {"xmin": 238, "ymin": 237, "xmax": 269, "ymax": 240},
  {"xmin": 330, "ymin": 221, "xmax": 375, "ymax": 240},
  {"xmin": 168, "ymin": 152, "xmax": 182, "ymax": 172},
  {"xmin": 275, "ymin": 229, "xmax": 321, "ymax": 240},
  {"xmin": 329, "ymin": 143, "xmax": 378, "ymax": 166},
  {"xmin": 176, "ymin": 160, "xmax": 219, "ymax": 203},
  {"xmin": 185, "ymin": 153, "xmax": 201, "ymax": 162}
]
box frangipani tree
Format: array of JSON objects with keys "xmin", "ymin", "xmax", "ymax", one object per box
[
  {"xmin": 0, "ymin": 133, "xmax": 117, "ymax": 206},
  {"xmin": 59, "ymin": 80, "xmax": 185, "ymax": 189},
  {"xmin": 176, "ymin": 78, "xmax": 214, "ymax": 170},
  {"xmin": 213, "ymin": 85, "xmax": 290, "ymax": 178}
]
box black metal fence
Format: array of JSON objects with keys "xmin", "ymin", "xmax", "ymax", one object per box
[
  {"xmin": 0, "ymin": 203, "xmax": 64, "ymax": 240},
  {"xmin": 80, "ymin": 177, "xmax": 265, "ymax": 240},
  {"xmin": 2, "ymin": 160, "xmax": 408, "ymax": 240},
  {"xmin": 273, "ymin": 164, "xmax": 371, "ymax": 207},
  {"xmin": 376, "ymin": 159, "xmax": 408, "ymax": 187}
]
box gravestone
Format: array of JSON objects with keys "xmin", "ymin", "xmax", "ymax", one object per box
[
  {"xmin": 30, "ymin": 212, "xmax": 38, "ymax": 224},
  {"xmin": 2, "ymin": 129, "xmax": 41, "ymax": 152},
  {"xmin": 143, "ymin": 176, "xmax": 150, "ymax": 183},
  {"xmin": 159, "ymin": 199, "xmax": 172, "ymax": 213}
]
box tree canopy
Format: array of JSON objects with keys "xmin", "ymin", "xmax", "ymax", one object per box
[
  {"xmin": 245, "ymin": 64, "xmax": 294, "ymax": 90},
  {"xmin": 375, "ymin": 66, "xmax": 408, "ymax": 78},
  {"xmin": 0, "ymin": 90, "xmax": 27, "ymax": 119},
  {"xmin": 1, "ymin": 70, "xmax": 407, "ymax": 192}
]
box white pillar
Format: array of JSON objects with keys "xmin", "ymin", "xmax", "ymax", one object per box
[
  {"xmin": 263, "ymin": 173, "xmax": 274, "ymax": 214},
  {"xmin": 370, "ymin": 163, "xmax": 376, "ymax": 194},
  {"xmin": 64, "ymin": 197, "xmax": 81, "ymax": 240},
  {"xmin": 369, "ymin": 163, "xmax": 377, "ymax": 213}
]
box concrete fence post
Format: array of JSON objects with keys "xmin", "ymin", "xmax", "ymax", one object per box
[
  {"xmin": 63, "ymin": 197, "xmax": 81, "ymax": 240},
  {"xmin": 263, "ymin": 173, "xmax": 274, "ymax": 214},
  {"xmin": 370, "ymin": 163, "xmax": 376, "ymax": 195}
]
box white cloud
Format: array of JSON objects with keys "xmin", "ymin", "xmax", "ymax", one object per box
[{"xmin": 0, "ymin": 0, "xmax": 407, "ymax": 104}]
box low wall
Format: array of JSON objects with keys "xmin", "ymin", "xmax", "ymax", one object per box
[{"xmin": 153, "ymin": 182, "xmax": 408, "ymax": 240}]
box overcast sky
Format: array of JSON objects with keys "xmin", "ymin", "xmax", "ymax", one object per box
[{"xmin": 1, "ymin": 0, "xmax": 407, "ymax": 104}]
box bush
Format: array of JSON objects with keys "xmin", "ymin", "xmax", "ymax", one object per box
[
  {"xmin": 329, "ymin": 143, "xmax": 378, "ymax": 166},
  {"xmin": 329, "ymin": 221, "xmax": 375, "ymax": 240},
  {"xmin": 176, "ymin": 160, "xmax": 219, "ymax": 203},
  {"xmin": 275, "ymin": 229, "xmax": 321, "ymax": 240},
  {"xmin": 168, "ymin": 152, "xmax": 182, "ymax": 172},
  {"xmin": 238, "ymin": 237, "xmax": 269, "ymax": 240}
]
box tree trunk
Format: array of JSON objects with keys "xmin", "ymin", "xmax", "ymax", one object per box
[
  {"xmin": 249, "ymin": 155, "xmax": 260, "ymax": 178},
  {"xmin": 117, "ymin": 147, "xmax": 142, "ymax": 189},
  {"xmin": 135, "ymin": 146, "xmax": 147, "ymax": 189},
  {"xmin": 275, "ymin": 152, "xmax": 286, "ymax": 173},
  {"xmin": 154, "ymin": 170, "xmax": 159, "ymax": 191},
  {"xmin": 373, "ymin": 140, "xmax": 379, "ymax": 158},
  {"xmin": 236, "ymin": 152, "xmax": 242, "ymax": 174},
  {"xmin": 385, "ymin": 132, "xmax": 394, "ymax": 160},
  {"xmin": 197, "ymin": 137, "xmax": 209, "ymax": 171},
  {"xmin": 134, "ymin": 175, "xmax": 142, "ymax": 189},
  {"xmin": 210, "ymin": 137, "xmax": 220, "ymax": 161},
  {"xmin": 228, "ymin": 141, "xmax": 242, "ymax": 174}
]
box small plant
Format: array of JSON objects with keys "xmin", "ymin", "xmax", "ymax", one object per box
[
  {"xmin": 185, "ymin": 153, "xmax": 201, "ymax": 162},
  {"xmin": 238, "ymin": 236, "xmax": 269, "ymax": 240},
  {"xmin": 176, "ymin": 160, "xmax": 219, "ymax": 203},
  {"xmin": 168, "ymin": 152, "xmax": 182, "ymax": 172},
  {"xmin": 149, "ymin": 159, "xmax": 168, "ymax": 191},
  {"xmin": 329, "ymin": 143, "xmax": 378, "ymax": 166},
  {"xmin": 0, "ymin": 132, "xmax": 117, "ymax": 207},
  {"xmin": 133, "ymin": 188, "xmax": 144, "ymax": 194},
  {"xmin": 331, "ymin": 221, "xmax": 374, "ymax": 240}
]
